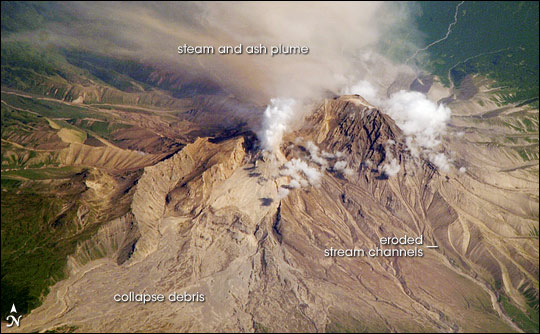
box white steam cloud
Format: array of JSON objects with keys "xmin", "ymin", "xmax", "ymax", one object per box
[
  {"xmin": 277, "ymin": 140, "xmax": 355, "ymax": 199},
  {"xmin": 384, "ymin": 91, "xmax": 451, "ymax": 151},
  {"xmin": 384, "ymin": 90, "xmax": 452, "ymax": 171},
  {"xmin": 382, "ymin": 158, "xmax": 401, "ymax": 177},
  {"xmin": 305, "ymin": 141, "xmax": 328, "ymax": 167},
  {"xmin": 260, "ymin": 98, "xmax": 297, "ymax": 152},
  {"xmin": 280, "ymin": 158, "xmax": 322, "ymax": 187},
  {"xmin": 333, "ymin": 160, "xmax": 354, "ymax": 176}
]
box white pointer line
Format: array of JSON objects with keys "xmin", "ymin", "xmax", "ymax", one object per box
[{"xmin": 426, "ymin": 245, "xmax": 439, "ymax": 249}]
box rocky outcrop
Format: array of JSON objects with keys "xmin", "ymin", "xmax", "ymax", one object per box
[
  {"xmin": 58, "ymin": 143, "xmax": 166, "ymax": 171},
  {"xmin": 67, "ymin": 213, "xmax": 140, "ymax": 273},
  {"xmin": 129, "ymin": 137, "xmax": 247, "ymax": 261}
]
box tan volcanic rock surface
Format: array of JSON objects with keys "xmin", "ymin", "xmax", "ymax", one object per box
[
  {"xmin": 434, "ymin": 79, "xmax": 539, "ymax": 317},
  {"xmin": 130, "ymin": 136, "xmax": 248, "ymax": 261},
  {"xmin": 8, "ymin": 96, "xmax": 534, "ymax": 333}
]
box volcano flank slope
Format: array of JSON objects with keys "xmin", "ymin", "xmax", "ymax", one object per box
[{"xmin": 8, "ymin": 96, "xmax": 535, "ymax": 333}]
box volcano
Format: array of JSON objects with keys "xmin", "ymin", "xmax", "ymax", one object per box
[{"xmin": 8, "ymin": 95, "xmax": 534, "ymax": 333}]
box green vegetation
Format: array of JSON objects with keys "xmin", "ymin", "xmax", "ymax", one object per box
[
  {"xmin": 1, "ymin": 99, "xmax": 44, "ymax": 129},
  {"xmin": 1, "ymin": 142, "xmax": 61, "ymax": 171},
  {"xmin": 520, "ymin": 285, "xmax": 540, "ymax": 316},
  {"xmin": 253, "ymin": 321, "xmax": 269, "ymax": 333},
  {"xmin": 1, "ymin": 40, "xmax": 99, "ymax": 96},
  {"xmin": 0, "ymin": 94, "xmax": 134, "ymax": 320},
  {"xmin": 68, "ymin": 119, "xmax": 131, "ymax": 139},
  {"xmin": 499, "ymin": 293, "xmax": 539, "ymax": 333},
  {"xmin": 530, "ymin": 225, "xmax": 539, "ymax": 238},
  {"xmin": 1, "ymin": 41, "xmax": 63, "ymax": 77},
  {"xmin": 0, "ymin": 1, "xmax": 196, "ymax": 325},
  {"xmin": 324, "ymin": 312, "xmax": 386, "ymax": 333},
  {"xmin": 0, "ymin": 90, "xmax": 142, "ymax": 320},
  {"xmin": 2, "ymin": 93, "xmax": 106, "ymax": 120},
  {"xmin": 1, "ymin": 176, "xmax": 95, "ymax": 319},
  {"xmin": 1, "ymin": 2, "xmax": 66, "ymax": 34},
  {"xmin": 1, "ymin": 166, "xmax": 82, "ymax": 180},
  {"xmin": 413, "ymin": 2, "xmax": 539, "ymax": 107},
  {"xmin": 62, "ymin": 50, "xmax": 156, "ymax": 93},
  {"xmin": 1, "ymin": 94, "xmax": 133, "ymax": 148},
  {"xmin": 44, "ymin": 324, "xmax": 79, "ymax": 333}
]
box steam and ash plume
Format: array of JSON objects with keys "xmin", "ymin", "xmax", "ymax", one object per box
[
  {"xmin": 8, "ymin": 2, "xmax": 412, "ymax": 101},
  {"xmin": 5, "ymin": 2, "xmax": 425, "ymax": 150},
  {"xmin": 5, "ymin": 2, "xmax": 456, "ymax": 169}
]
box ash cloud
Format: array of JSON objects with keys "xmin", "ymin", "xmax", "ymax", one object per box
[
  {"xmin": 7, "ymin": 3, "xmax": 424, "ymax": 100},
  {"xmin": 8, "ymin": 2, "xmax": 415, "ymax": 102},
  {"xmin": 6, "ymin": 2, "xmax": 445, "ymax": 160}
]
